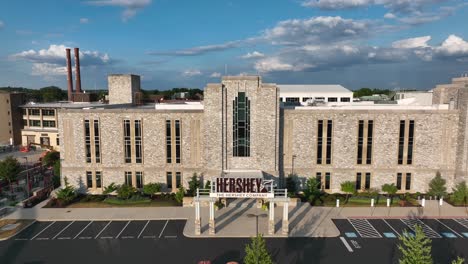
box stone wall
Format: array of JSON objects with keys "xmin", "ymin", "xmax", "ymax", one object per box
[{"xmin": 108, "ymin": 74, "xmax": 140, "ymax": 105}]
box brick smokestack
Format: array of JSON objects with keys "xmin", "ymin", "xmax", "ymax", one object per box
[
  {"xmin": 74, "ymin": 47, "xmax": 82, "ymax": 93},
  {"xmin": 65, "ymin": 48, "xmax": 74, "ymax": 101}
]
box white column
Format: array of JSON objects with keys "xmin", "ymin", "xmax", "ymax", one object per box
[
  {"xmin": 268, "ymin": 201, "xmax": 275, "ymax": 235},
  {"xmin": 194, "ymin": 199, "xmax": 201, "ymax": 235},
  {"xmin": 209, "ymin": 200, "xmax": 215, "ymax": 235},
  {"xmin": 282, "ymin": 201, "xmax": 289, "ymax": 235}
]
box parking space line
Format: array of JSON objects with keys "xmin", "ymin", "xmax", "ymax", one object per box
[
  {"xmin": 115, "ymin": 221, "xmax": 130, "ymax": 239},
  {"xmin": 159, "ymin": 220, "xmax": 169, "ymax": 238},
  {"xmin": 143, "ymin": 235, "xmax": 156, "ymax": 239},
  {"xmin": 454, "ymin": 219, "xmax": 468, "ymax": 230},
  {"xmin": 14, "ymin": 238, "xmax": 28, "ymax": 241},
  {"xmin": 436, "ymin": 219, "xmax": 463, "ymax": 238},
  {"xmin": 30, "ymin": 221, "xmax": 56, "ymax": 240},
  {"xmin": 100, "ymin": 236, "xmax": 113, "ymax": 239},
  {"xmin": 52, "ymin": 221, "xmax": 75, "ymax": 240},
  {"xmin": 383, "ymin": 219, "xmax": 400, "ymax": 236},
  {"xmin": 57, "ymin": 237, "xmax": 71, "ymax": 240},
  {"xmin": 340, "ymin": 237, "xmax": 354, "ymax": 252},
  {"xmin": 165, "ymin": 235, "xmax": 177, "ymax": 238},
  {"xmin": 348, "ymin": 219, "xmax": 382, "ymax": 238},
  {"xmin": 401, "ymin": 219, "xmax": 441, "ymax": 238},
  {"xmin": 95, "ymin": 221, "xmax": 112, "ymax": 239},
  {"xmin": 137, "ymin": 220, "xmax": 150, "ymax": 239},
  {"xmin": 121, "ymin": 236, "xmax": 134, "ymax": 239},
  {"xmin": 73, "ymin": 221, "xmax": 93, "ymax": 239}
]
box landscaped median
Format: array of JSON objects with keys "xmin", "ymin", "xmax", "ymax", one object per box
[{"xmin": 0, "ymin": 219, "xmax": 35, "ymax": 240}]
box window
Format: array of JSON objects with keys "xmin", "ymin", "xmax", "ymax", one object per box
[
  {"xmin": 317, "ymin": 120, "xmax": 323, "ymax": 164},
  {"xmin": 29, "ymin": 120, "xmax": 41, "ymax": 127},
  {"xmin": 84, "ymin": 120, "xmax": 91, "ymax": 163},
  {"xmin": 233, "ymin": 92, "xmax": 251, "ymax": 157},
  {"xmin": 398, "ymin": 120, "xmax": 405, "ymax": 165},
  {"xmin": 327, "ymin": 97, "xmax": 338, "ymax": 102},
  {"xmin": 302, "ymin": 97, "xmax": 312, "ymax": 102},
  {"xmin": 56, "ymin": 137, "xmax": 59, "ymax": 146},
  {"xmin": 175, "ymin": 120, "xmax": 181, "ymax": 163},
  {"xmin": 22, "ymin": 109, "xmax": 26, "ymax": 115},
  {"xmin": 340, "ymin": 97, "xmax": 351, "ymax": 102},
  {"xmin": 94, "ymin": 120, "xmax": 101, "ymax": 163},
  {"xmin": 135, "ymin": 120, "xmax": 142, "ymax": 163},
  {"xmin": 136, "ymin": 172, "xmax": 143, "ymax": 189},
  {"xmin": 124, "ymin": 120, "xmax": 132, "ymax": 163},
  {"xmin": 355, "ymin": 172, "xmax": 362, "ymax": 190},
  {"xmin": 95, "ymin": 171, "xmax": 102, "ymax": 188},
  {"xmin": 28, "ymin": 109, "xmax": 40, "ymax": 116},
  {"xmin": 355, "ymin": 172, "xmax": 371, "ymax": 190},
  {"xmin": 364, "ymin": 173, "xmax": 371, "ymax": 190},
  {"xmin": 43, "ymin": 120, "xmax": 56, "ymax": 128},
  {"xmin": 405, "ymin": 173, "xmax": 411, "ymax": 190},
  {"xmin": 357, "ymin": 120, "xmax": 364, "ymax": 164},
  {"xmin": 125, "ymin": 172, "xmax": 132, "ymax": 186},
  {"xmin": 316, "ymin": 172, "xmax": 322, "ymax": 190},
  {"xmin": 86, "ymin": 171, "xmax": 93, "ymax": 188},
  {"xmin": 166, "ymin": 120, "xmax": 172, "ymax": 163},
  {"xmin": 279, "ymin": 97, "xmax": 283, "ymax": 102},
  {"xmin": 366, "ymin": 120, "xmax": 373, "ymax": 164},
  {"xmin": 324, "ymin": 173, "xmax": 331, "ymax": 190},
  {"xmin": 23, "ymin": 119, "xmax": 27, "ymax": 126},
  {"xmin": 326, "ymin": 120, "xmax": 332, "ymax": 164},
  {"xmin": 42, "ymin": 109, "xmax": 55, "ymax": 116},
  {"xmin": 176, "ymin": 172, "xmax": 182, "ymax": 188},
  {"xmin": 166, "ymin": 172, "xmax": 173, "ymax": 189},
  {"xmin": 396, "ymin": 173, "xmax": 402, "ymax": 190},
  {"xmin": 285, "ymin": 97, "xmax": 299, "ymax": 102},
  {"xmin": 407, "ymin": 120, "xmax": 414, "ymax": 165},
  {"xmin": 398, "ymin": 120, "xmax": 415, "ymax": 165}
]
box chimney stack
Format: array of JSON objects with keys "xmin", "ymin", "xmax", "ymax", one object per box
[
  {"xmin": 66, "ymin": 48, "xmax": 74, "ymax": 101},
  {"xmin": 74, "ymin": 48, "xmax": 82, "ymax": 93}
]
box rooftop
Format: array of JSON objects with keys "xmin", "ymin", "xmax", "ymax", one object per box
[
  {"xmin": 277, "ymin": 84, "xmax": 352, "ymax": 93},
  {"xmin": 20, "ymin": 101, "xmax": 107, "ymax": 109}
]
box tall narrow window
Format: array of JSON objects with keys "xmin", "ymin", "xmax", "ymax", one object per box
[
  {"xmin": 84, "ymin": 120, "xmax": 91, "ymax": 163},
  {"xmin": 86, "ymin": 171, "xmax": 93, "ymax": 188},
  {"xmin": 94, "ymin": 120, "xmax": 101, "ymax": 163},
  {"xmin": 325, "ymin": 173, "xmax": 331, "ymax": 190},
  {"xmin": 366, "ymin": 120, "xmax": 373, "ymax": 164},
  {"xmin": 136, "ymin": 172, "xmax": 143, "ymax": 189},
  {"xmin": 405, "ymin": 173, "xmax": 411, "ymax": 190},
  {"xmin": 125, "ymin": 171, "xmax": 132, "ymax": 186},
  {"xmin": 135, "ymin": 120, "xmax": 142, "ymax": 163},
  {"xmin": 233, "ymin": 92, "xmax": 251, "ymax": 157},
  {"xmin": 355, "ymin": 173, "xmax": 362, "ymax": 190},
  {"xmin": 357, "ymin": 120, "xmax": 364, "ymax": 164},
  {"xmin": 95, "ymin": 171, "xmax": 102, "ymax": 188},
  {"xmin": 175, "ymin": 120, "xmax": 181, "ymax": 163},
  {"xmin": 364, "ymin": 173, "xmax": 371, "ymax": 190},
  {"xmin": 396, "ymin": 173, "xmax": 402, "ymax": 190},
  {"xmin": 166, "ymin": 120, "xmax": 172, "ymax": 163},
  {"xmin": 407, "ymin": 121, "xmax": 414, "ymax": 165},
  {"xmin": 166, "ymin": 172, "xmax": 173, "ymax": 189},
  {"xmin": 326, "ymin": 120, "xmax": 332, "ymax": 164},
  {"xmin": 317, "ymin": 120, "xmax": 323, "ymax": 164},
  {"xmin": 316, "ymin": 172, "xmax": 322, "ymax": 189},
  {"xmin": 124, "ymin": 120, "xmax": 131, "ymax": 163},
  {"xmin": 176, "ymin": 172, "xmax": 182, "ymax": 188},
  {"xmin": 398, "ymin": 120, "xmax": 405, "ymax": 164}
]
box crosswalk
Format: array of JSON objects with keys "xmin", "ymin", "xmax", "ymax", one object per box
[
  {"xmin": 349, "ymin": 219, "xmax": 381, "ymax": 238},
  {"xmin": 400, "ymin": 219, "xmax": 441, "ymax": 238}
]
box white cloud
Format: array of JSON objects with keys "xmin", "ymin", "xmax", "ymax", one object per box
[
  {"xmin": 302, "ymin": 0, "xmax": 372, "ymax": 9},
  {"xmin": 80, "ymin": 18, "xmax": 90, "ymax": 24},
  {"xmin": 392, "ymin": 36, "xmax": 431, "ymax": 49},
  {"xmin": 182, "ymin": 69, "xmax": 202, "ymax": 77},
  {"xmin": 210, "ymin": 72, "xmax": 221, "ymax": 78},
  {"xmin": 31, "ymin": 63, "xmax": 67, "ymax": 76},
  {"xmin": 0, "ymin": 20, "xmax": 4, "ymax": 29},
  {"xmin": 435, "ymin": 35, "xmax": 468, "ymax": 57},
  {"xmin": 149, "ymin": 41, "xmax": 241, "ymax": 56},
  {"xmin": 86, "ymin": 0, "xmax": 152, "ymax": 21},
  {"xmin": 241, "ymin": 51, "xmax": 265, "ymax": 59},
  {"xmin": 255, "ymin": 57, "xmax": 314, "ymax": 73},
  {"xmin": 384, "ymin": 12, "xmax": 396, "ymax": 19}
]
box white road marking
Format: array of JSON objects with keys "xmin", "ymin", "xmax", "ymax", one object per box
[
  {"xmin": 159, "ymin": 220, "xmax": 169, "ymax": 238},
  {"xmin": 121, "ymin": 236, "xmax": 134, "ymax": 239},
  {"xmin": 95, "ymin": 221, "xmax": 112, "ymax": 239},
  {"xmin": 115, "ymin": 221, "xmax": 130, "ymax": 239},
  {"xmin": 14, "ymin": 238, "xmax": 28, "ymax": 241},
  {"xmin": 143, "ymin": 235, "xmax": 156, "ymax": 239},
  {"xmin": 36, "ymin": 238, "xmax": 49, "ymax": 240},
  {"xmin": 52, "ymin": 221, "xmax": 75, "ymax": 240},
  {"xmin": 57, "ymin": 237, "xmax": 71, "ymax": 240},
  {"xmin": 165, "ymin": 235, "xmax": 177, "ymax": 238},
  {"xmin": 137, "ymin": 220, "xmax": 150, "ymax": 239},
  {"xmin": 401, "ymin": 219, "xmax": 441, "ymax": 238},
  {"xmin": 383, "ymin": 219, "xmax": 400, "ymax": 236},
  {"xmin": 340, "ymin": 237, "xmax": 354, "ymax": 252},
  {"xmin": 348, "ymin": 219, "xmax": 382, "ymax": 238},
  {"xmin": 436, "ymin": 219, "xmax": 463, "ymax": 238},
  {"xmin": 79, "ymin": 237, "xmax": 92, "ymax": 239},
  {"xmin": 31, "ymin": 221, "xmax": 56, "ymax": 240},
  {"xmin": 73, "ymin": 221, "xmax": 93, "ymax": 239},
  {"xmin": 454, "ymin": 219, "xmax": 468, "ymax": 230},
  {"xmin": 100, "ymin": 236, "xmax": 113, "ymax": 239}
]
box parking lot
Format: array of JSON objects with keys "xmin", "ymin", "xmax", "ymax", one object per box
[
  {"xmin": 11, "ymin": 220, "xmax": 185, "ymax": 241},
  {"xmin": 333, "ymin": 218, "xmax": 468, "ymax": 239}
]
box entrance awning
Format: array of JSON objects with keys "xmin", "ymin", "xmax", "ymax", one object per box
[{"xmin": 221, "ymin": 170, "xmax": 263, "ymax": 179}]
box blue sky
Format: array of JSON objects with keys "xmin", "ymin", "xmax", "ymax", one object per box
[{"xmin": 0, "ymin": 0, "xmax": 467, "ymax": 90}]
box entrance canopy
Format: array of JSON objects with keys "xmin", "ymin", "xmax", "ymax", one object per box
[{"xmin": 221, "ymin": 170, "xmax": 263, "ymax": 179}]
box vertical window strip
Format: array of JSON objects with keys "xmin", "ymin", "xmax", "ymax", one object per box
[
  {"xmin": 366, "ymin": 120, "xmax": 373, "ymax": 164},
  {"xmin": 124, "ymin": 120, "xmax": 132, "ymax": 163},
  {"xmin": 136, "ymin": 172, "xmax": 143, "ymax": 188},
  {"xmin": 396, "ymin": 173, "xmax": 402, "ymax": 190},
  {"xmin": 175, "ymin": 120, "xmax": 181, "ymax": 163},
  {"xmin": 317, "ymin": 120, "xmax": 323, "ymax": 164},
  {"xmin": 233, "ymin": 92, "xmax": 251, "ymax": 157},
  {"xmin": 94, "ymin": 120, "xmax": 101, "ymax": 163},
  {"xmin": 316, "ymin": 172, "xmax": 322, "ymax": 190},
  {"xmin": 135, "ymin": 120, "xmax": 142, "ymax": 163},
  {"xmin": 166, "ymin": 172, "xmax": 173, "ymax": 189},
  {"xmin": 398, "ymin": 120, "xmax": 405, "ymax": 164},
  {"xmin": 86, "ymin": 171, "xmax": 93, "ymax": 188},
  {"xmin": 325, "ymin": 173, "xmax": 331, "ymax": 190},
  {"xmin": 176, "ymin": 172, "xmax": 181, "ymax": 188},
  {"xmin": 405, "ymin": 173, "xmax": 411, "ymax": 190},
  {"xmin": 166, "ymin": 120, "xmax": 172, "ymax": 163},
  {"xmin": 407, "ymin": 120, "xmax": 414, "ymax": 165},
  {"xmin": 357, "ymin": 120, "xmax": 364, "ymax": 164},
  {"xmin": 326, "ymin": 120, "xmax": 332, "ymax": 164},
  {"xmin": 84, "ymin": 120, "xmax": 91, "ymax": 163},
  {"xmin": 95, "ymin": 171, "xmax": 102, "ymax": 188},
  {"xmin": 125, "ymin": 171, "xmax": 132, "ymax": 186},
  {"xmin": 364, "ymin": 173, "xmax": 371, "ymax": 190},
  {"xmin": 356, "ymin": 172, "xmax": 362, "ymax": 190}
]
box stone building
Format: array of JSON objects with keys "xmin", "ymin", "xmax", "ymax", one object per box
[{"xmin": 58, "ymin": 74, "xmax": 468, "ymax": 194}]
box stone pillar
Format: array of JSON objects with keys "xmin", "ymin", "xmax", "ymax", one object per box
[
  {"xmin": 268, "ymin": 201, "xmax": 275, "ymax": 235},
  {"xmin": 282, "ymin": 201, "xmax": 289, "ymax": 235},
  {"xmin": 194, "ymin": 199, "xmax": 201, "ymax": 235},
  {"xmin": 209, "ymin": 200, "xmax": 215, "ymax": 235}
]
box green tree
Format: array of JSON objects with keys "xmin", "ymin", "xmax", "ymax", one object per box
[
  {"xmin": 142, "ymin": 183, "xmax": 162, "ymax": 198},
  {"xmin": 204, "ymin": 180, "xmax": 211, "ymax": 190},
  {"xmin": 340, "ymin": 181, "xmax": 356, "ymax": 203},
  {"xmin": 56, "ymin": 177, "xmax": 77, "ymax": 204},
  {"xmin": 116, "ymin": 184, "xmax": 136, "ymax": 200},
  {"xmin": 0, "ymin": 156, "xmax": 22, "ymax": 194},
  {"xmin": 428, "ymin": 172, "xmax": 447, "ymax": 198},
  {"xmin": 451, "ymin": 257, "xmax": 465, "ymax": 264},
  {"xmin": 187, "ymin": 173, "xmax": 200, "ymax": 196},
  {"xmin": 303, "ymin": 177, "xmax": 322, "ymax": 204},
  {"xmin": 42, "ymin": 151, "xmax": 60, "ymax": 167},
  {"xmin": 382, "ymin": 183, "xmax": 398, "ymax": 204},
  {"xmin": 40, "ymin": 86, "xmax": 67, "ymax": 102},
  {"xmin": 451, "ymin": 181, "xmax": 468, "ymax": 205},
  {"xmin": 285, "ymin": 173, "xmax": 298, "ymax": 195},
  {"xmin": 244, "ymin": 234, "xmax": 273, "ymax": 264},
  {"xmin": 175, "ymin": 187, "xmax": 185, "ymax": 204},
  {"xmin": 103, "ymin": 183, "xmax": 118, "ymax": 195},
  {"xmin": 398, "ymin": 225, "xmax": 433, "ymax": 264}
]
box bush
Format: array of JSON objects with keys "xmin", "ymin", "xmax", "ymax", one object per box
[
  {"xmin": 42, "ymin": 151, "xmax": 60, "ymax": 167},
  {"xmin": 188, "ymin": 173, "xmax": 200, "ymax": 196},
  {"xmin": 303, "ymin": 177, "xmax": 322, "ymax": 204},
  {"xmin": 103, "ymin": 183, "xmax": 118, "ymax": 195},
  {"xmin": 451, "ymin": 181, "xmax": 468, "ymax": 205},
  {"xmin": 56, "ymin": 177, "xmax": 76, "ymax": 205},
  {"xmin": 142, "ymin": 183, "xmax": 162, "ymax": 198},
  {"xmin": 215, "ymin": 200, "xmax": 224, "ymax": 209},
  {"xmin": 428, "ymin": 172, "xmax": 447, "ymax": 198},
  {"xmin": 204, "ymin": 180, "xmax": 211, "ymax": 190},
  {"xmin": 286, "ymin": 173, "xmax": 298, "ymax": 195},
  {"xmin": 116, "ymin": 184, "xmax": 136, "ymax": 200},
  {"xmin": 175, "ymin": 187, "xmax": 185, "ymax": 204},
  {"xmin": 341, "ymin": 181, "xmax": 356, "ymax": 203}
]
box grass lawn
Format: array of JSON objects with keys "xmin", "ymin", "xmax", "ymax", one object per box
[
  {"xmin": 66, "ymin": 197, "xmax": 180, "ymax": 208},
  {"xmin": 0, "ymin": 219, "xmax": 34, "ymax": 239},
  {"xmin": 321, "ymin": 197, "xmax": 418, "ymax": 207}
]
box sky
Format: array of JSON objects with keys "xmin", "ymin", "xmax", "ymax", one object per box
[{"xmin": 0, "ymin": 0, "xmax": 468, "ymax": 91}]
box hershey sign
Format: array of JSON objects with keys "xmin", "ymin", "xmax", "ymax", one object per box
[{"xmin": 209, "ymin": 178, "xmax": 274, "ymax": 198}]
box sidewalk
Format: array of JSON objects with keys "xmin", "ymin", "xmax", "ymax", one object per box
[{"xmin": 2, "ymin": 199, "xmax": 467, "ymax": 238}]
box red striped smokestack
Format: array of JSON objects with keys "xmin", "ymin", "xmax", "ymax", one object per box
[
  {"xmin": 74, "ymin": 47, "xmax": 82, "ymax": 93},
  {"xmin": 66, "ymin": 48, "xmax": 74, "ymax": 101}
]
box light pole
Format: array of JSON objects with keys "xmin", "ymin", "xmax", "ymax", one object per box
[
  {"xmin": 23, "ymin": 157, "xmax": 30, "ymax": 197},
  {"xmin": 247, "ymin": 213, "xmax": 268, "ymax": 236}
]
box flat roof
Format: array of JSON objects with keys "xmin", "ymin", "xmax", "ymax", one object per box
[
  {"xmin": 20, "ymin": 102, "xmax": 107, "ymax": 109},
  {"xmin": 278, "ymin": 84, "xmax": 352, "ymax": 93}
]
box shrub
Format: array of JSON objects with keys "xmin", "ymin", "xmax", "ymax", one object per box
[
  {"xmin": 215, "ymin": 200, "xmax": 224, "ymax": 209},
  {"xmin": 428, "ymin": 172, "xmax": 447, "ymax": 198},
  {"xmin": 303, "ymin": 177, "xmax": 321, "ymax": 203},
  {"xmin": 52, "ymin": 175, "xmax": 61, "ymax": 188},
  {"xmin": 103, "ymin": 183, "xmax": 118, "ymax": 195},
  {"xmin": 116, "ymin": 184, "xmax": 136, "ymax": 200},
  {"xmin": 286, "ymin": 173, "xmax": 298, "ymax": 195},
  {"xmin": 42, "ymin": 151, "xmax": 60, "ymax": 167},
  {"xmin": 175, "ymin": 187, "xmax": 185, "ymax": 204},
  {"xmin": 142, "ymin": 183, "xmax": 162, "ymax": 198},
  {"xmin": 340, "ymin": 181, "xmax": 356, "ymax": 203},
  {"xmin": 188, "ymin": 173, "xmax": 200, "ymax": 196},
  {"xmin": 451, "ymin": 181, "xmax": 468, "ymax": 205},
  {"xmin": 56, "ymin": 177, "xmax": 76, "ymax": 205},
  {"xmin": 204, "ymin": 180, "xmax": 211, "ymax": 190},
  {"xmin": 382, "ymin": 183, "xmax": 398, "ymax": 203}
]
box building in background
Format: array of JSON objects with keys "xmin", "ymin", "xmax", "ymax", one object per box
[
  {"xmin": 0, "ymin": 92, "xmax": 26, "ymax": 146},
  {"xmin": 278, "ymin": 84, "xmax": 353, "ymax": 105}
]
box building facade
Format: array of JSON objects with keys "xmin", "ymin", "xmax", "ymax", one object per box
[
  {"xmin": 59, "ymin": 74, "xmax": 468, "ymax": 194},
  {"xmin": 0, "ymin": 92, "xmax": 26, "ymax": 146}
]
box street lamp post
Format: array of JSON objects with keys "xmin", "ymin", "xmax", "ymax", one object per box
[{"xmin": 23, "ymin": 157, "xmax": 30, "ymax": 198}]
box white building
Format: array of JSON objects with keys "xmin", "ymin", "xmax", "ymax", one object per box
[{"xmin": 278, "ymin": 84, "xmax": 353, "ymax": 105}]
